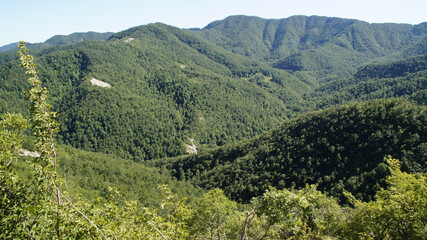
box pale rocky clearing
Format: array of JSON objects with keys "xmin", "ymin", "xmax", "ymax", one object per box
[
  {"xmin": 185, "ymin": 138, "xmax": 198, "ymax": 154},
  {"xmin": 124, "ymin": 37, "xmax": 135, "ymax": 43},
  {"xmin": 90, "ymin": 77, "xmax": 111, "ymax": 88}
]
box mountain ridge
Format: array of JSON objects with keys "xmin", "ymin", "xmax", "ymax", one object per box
[
  {"xmin": 1, "ymin": 15, "xmax": 426, "ymax": 160},
  {"xmin": 193, "ymin": 15, "xmax": 427, "ymax": 82},
  {"xmin": 1, "ymin": 15, "xmax": 426, "ymax": 239},
  {"xmin": 2, "ymin": 22, "xmax": 306, "ymax": 160},
  {"xmin": 0, "ymin": 31, "xmax": 113, "ymax": 53}
]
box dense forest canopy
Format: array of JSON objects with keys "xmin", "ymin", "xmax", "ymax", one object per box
[
  {"xmin": 1, "ymin": 16, "xmax": 426, "ymax": 161},
  {"xmin": 0, "ymin": 15, "xmax": 426, "ymax": 239},
  {"xmin": 154, "ymin": 99, "xmax": 426, "ymax": 203}
]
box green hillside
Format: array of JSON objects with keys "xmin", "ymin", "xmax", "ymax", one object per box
[
  {"xmin": 0, "ymin": 43, "xmax": 19, "ymax": 53},
  {"xmin": 154, "ymin": 99, "xmax": 426, "ymax": 203},
  {"xmin": 1, "ymin": 16, "xmax": 427, "ymax": 239},
  {"xmin": 1, "ymin": 23, "xmax": 308, "ymax": 160},
  {"xmin": 194, "ymin": 15, "xmax": 427, "ymax": 82},
  {"xmin": 14, "ymin": 136, "xmax": 202, "ymax": 209},
  {"xmin": 2, "ymin": 16, "xmax": 426, "ymax": 162},
  {"xmin": 304, "ymin": 54, "xmax": 427, "ymax": 110},
  {"xmin": 55, "ymin": 144, "xmax": 202, "ymax": 207},
  {"xmin": 44, "ymin": 31, "xmax": 113, "ymax": 46},
  {"xmin": 1, "ymin": 16, "xmax": 427, "ymax": 162},
  {"xmin": 0, "ymin": 31, "xmax": 113, "ymax": 66}
]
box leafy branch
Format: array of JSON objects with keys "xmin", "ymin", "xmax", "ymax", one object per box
[{"xmin": 15, "ymin": 41, "xmax": 107, "ymax": 239}]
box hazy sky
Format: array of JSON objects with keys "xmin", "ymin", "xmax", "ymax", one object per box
[{"xmin": 1, "ymin": 0, "xmax": 426, "ymax": 46}]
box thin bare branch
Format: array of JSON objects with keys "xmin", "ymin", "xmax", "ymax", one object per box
[
  {"xmin": 149, "ymin": 222, "xmax": 168, "ymax": 240},
  {"xmin": 56, "ymin": 185, "xmax": 108, "ymax": 240},
  {"xmin": 259, "ymin": 225, "xmax": 271, "ymax": 240},
  {"xmin": 240, "ymin": 204, "xmax": 260, "ymax": 240}
]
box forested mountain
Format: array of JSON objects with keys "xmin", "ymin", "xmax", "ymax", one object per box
[
  {"xmin": 154, "ymin": 99, "xmax": 426, "ymax": 203},
  {"xmin": 303, "ymin": 54, "xmax": 427, "ymax": 109},
  {"xmin": 1, "ymin": 15, "xmax": 427, "ymax": 239},
  {"xmin": 0, "ymin": 31, "xmax": 113, "ymax": 66},
  {"xmin": 0, "ymin": 23, "xmax": 308, "ymax": 160},
  {"xmin": 44, "ymin": 31, "xmax": 113, "ymax": 46},
  {"xmin": 1, "ymin": 16, "xmax": 426, "ymax": 162},
  {"xmin": 14, "ymin": 135, "xmax": 202, "ymax": 209},
  {"xmin": 0, "ymin": 31, "xmax": 113, "ymax": 53},
  {"xmin": 0, "ymin": 43, "xmax": 19, "ymax": 53},
  {"xmin": 194, "ymin": 15, "xmax": 427, "ymax": 82},
  {"xmin": 54, "ymin": 144, "xmax": 202, "ymax": 208}
]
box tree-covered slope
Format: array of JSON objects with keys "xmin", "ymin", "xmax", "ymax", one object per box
[
  {"xmin": 0, "ymin": 43, "xmax": 19, "ymax": 53},
  {"xmin": 54, "ymin": 144, "xmax": 202, "ymax": 208},
  {"xmin": 304, "ymin": 54, "xmax": 427, "ymax": 109},
  {"xmin": 2, "ymin": 18, "xmax": 427, "ymax": 239},
  {"xmin": 44, "ymin": 31, "xmax": 113, "ymax": 46},
  {"xmin": 194, "ymin": 15, "xmax": 427, "ymax": 82},
  {"xmin": 0, "ymin": 31, "xmax": 113, "ymax": 66},
  {"xmin": 1, "ymin": 17, "xmax": 426, "ymax": 163},
  {"xmin": 1, "ymin": 23, "xmax": 309, "ymax": 160},
  {"xmin": 15, "ymin": 138, "xmax": 202, "ymax": 209},
  {"xmin": 155, "ymin": 99, "xmax": 426, "ymax": 203}
]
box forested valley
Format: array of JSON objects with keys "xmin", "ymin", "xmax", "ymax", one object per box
[{"xmin": 1, "ymin": 15, "xmax": 426, "ymax": 239}]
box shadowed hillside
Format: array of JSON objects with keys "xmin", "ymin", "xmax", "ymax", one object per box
[{"xmin": 154, "ymin": 99, "xmax": 426, "ymax": 203}]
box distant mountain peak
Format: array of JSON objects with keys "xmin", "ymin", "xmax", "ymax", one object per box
[
  {"xmin": 0, "ymin": 31, "xmax": 114, "ymax": 53},
  {"xmin": 44, "ymin": 31, "xmax": 113, "ymax": 45},
  {"xmin": 0, "ymin": 42, "xmax": 19, "ymax": 53}
]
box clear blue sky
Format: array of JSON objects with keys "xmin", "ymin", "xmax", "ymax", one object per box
[{"xmin": 1, "ymin": 0, "xmax": 426, "ymax": 46}]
